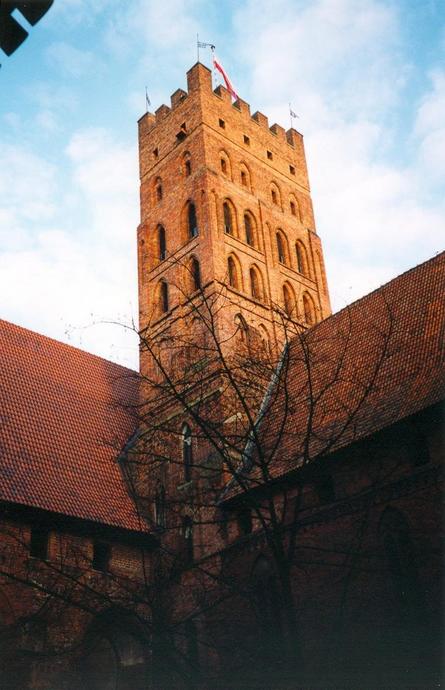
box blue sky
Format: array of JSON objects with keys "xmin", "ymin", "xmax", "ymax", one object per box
[{"xmin": 1, "ymin": 0, "xmax": 444, "ymax": 368}]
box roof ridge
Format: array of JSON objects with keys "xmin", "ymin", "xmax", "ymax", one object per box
[
  {"xmin": 305, "ymin": 250, "xmax": 445, "ymax": 337},
  {"xmin": 0, "ymin": 317, "xmax": 138, "ymax": 375}
]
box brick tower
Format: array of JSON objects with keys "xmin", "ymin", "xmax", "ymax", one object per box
[
  {"xmin": 135, "ymin": 63, "xmax": 332, "ymax": 560},
  {"xmin": 137, "ymin": 62, "xmax": 330, "ymax": 381}
]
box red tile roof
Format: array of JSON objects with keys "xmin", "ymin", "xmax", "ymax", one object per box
[
  {"xmin": 226, "ymin": 252, "xmax": 445, "ymax": 498},
  {"xmin": 0, "ymin": 320, "xmax": 145, "ymax": 532}
]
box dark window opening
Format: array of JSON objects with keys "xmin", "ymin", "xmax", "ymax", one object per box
[
  {"xmin": 243, "ymin": 135, "xmax": 250, "ymax": 145},
  {"xmin": 176, "ymin": 123, "xmax": 187, "ymax": 142},
  {"xmin": 283, "ymin": 285, "xmax": 294, "ymax": 317},
  {"xmin": 267, "ymin": 150, "xmax": 273, "ymax": 160},
  {"xmin": 188, "ymin": 203, "xmax": 198, "ymax": 238},
  {"xmin": 290, "ymin": 201, "xmax": 296, "ymax": 216},
  {"xmin": 153, "ymin": 147, "xmax": 159, "ymax": 158},
  {"xmin": 250, "ymin": 268, "xmax": 261, "ymax": 300},
  {"xmin": 296, "ymin": 243, "xmax": 305, "ymax": 275},
  {"xmin": 154, "ymin": 484, "xmax": 166, "ymax": 528},
  {"xmin": 271, "ymin": 189, "xmax": 278, "ymax": 205},
  {"xmin": 411, "ymin": 433, "xmax": 430, "ymax": 466},
  {"xmin": 183, "ymin": 424, "xmax": 192, "ymax": 482},
  {"xmin": 237, "ymin": 507, "xmax": 252, "ymax": 536},
  {"xmin": 191, "ymin": 258, "xmax": 201, "ymax": 291},
  {"xmin": 241, "ymin": 171, "xmax": 247, "ymax": 186},
  {"xmin": 223, "ymin": 202, "xmax": 233, "ymax": 234},
  {"xmin": 158, "ymin": 226, "xmax": 166, "ymax": 261},
  {"xmin": 92, "ymin": 541, "xmax": 111, "ymax": 572},
  {"xmin": 156, "ymin": 184, "xmax": 163, "ymax": 202},
  {"xmin": 185, "ymin": 159, "xmax": 191, "ymax": 176},
  {"xmin": 289, "ymin": 165, "xmax": 295, "ymax": 175},
  {"xmin": 244, "ymin": 214, "xmax": 253, "ymax": 246},
  {"xmin": 303, "ymin": 294, "xmax": 315, "ymax": 324},
  {"xmin": 30, "ymin": 526, "xmax": 49, "ymax": 560},
  {"xmin": 160, "ymin": 281, "xmax": 169, "ymax": 313},
  {"xmin": 228, "ymin": 257, "xmax": 238, "ymax": 289},
  {"xmin": 315, "ymin": 475, "xmax": 335, "ymax": 504},
  {"xmin": 185, "ymin": 619, "xmax": 199, "ymax": 670},
  {"xmin": 220, "ymin": 157, "xmax": 227, "ymax": 174},
  {"xmin": 182, "ymin": 516, "xmax": 194, "ymax": 563},
  {"xmin": 276, "ymin": 233, "xmax": 286, "ymax": 264},
  {"xmin": 219, "ymin": 118, "xmax": 225, "ymax": 129}
]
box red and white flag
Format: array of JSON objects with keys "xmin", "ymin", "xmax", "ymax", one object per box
[{"xmin": 213, "ymin": 54, "xmax": 239, "ymax": 101}]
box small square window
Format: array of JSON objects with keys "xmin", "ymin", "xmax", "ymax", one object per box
[
  {"xmin": 267, "ymin": 150, "xmax": 273, "ymax": 160},
  {"xmin": 92, "ymin": 541, "xmax": 111, "ymax": 572},
  {"xmin": 219, "ymin": 119, "xmax": 225, "ymax": 129},
  {"xmin": 243, "ymin": 135, "xmax": 250, "ymax": 145},
  {"xmin": 289, "ymin": 165, "xmax": 295, "ymax": 175},
  {"xmin": 153, "ymin": 148, "xmax": 159, "ymax": 158}
]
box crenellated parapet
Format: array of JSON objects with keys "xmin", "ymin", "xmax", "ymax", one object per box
[{"xmin": 138, "ymin": 63, "xmax": 308, "ymax": 188}]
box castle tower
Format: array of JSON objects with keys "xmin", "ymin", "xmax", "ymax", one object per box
[{"xmin": 137, "ymin": 63, "xmax": 331, "ymax": 381}]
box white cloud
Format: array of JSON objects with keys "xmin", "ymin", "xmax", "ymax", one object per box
[
  {"xmin": 0, "ymin": 134, "xmax": 139, "ymax": 368},
  {"xmin": 45, "ymin": 41, "xmax": 98, "ymax": 78},
  {"xmin": 414, "ymin": 70, "xmax": 445, "ymax": 181},
  {"xmin": 231, "ymin": 0, "xmax": 445, "ymax": 313}
]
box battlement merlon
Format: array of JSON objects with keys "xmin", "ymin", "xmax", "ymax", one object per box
[{"xmin": 138, "ymin": 62, "xmax": 309, "ymax": 183}]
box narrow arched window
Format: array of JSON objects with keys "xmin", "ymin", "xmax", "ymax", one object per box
[
  {"xmin": 271, "ymin": 189, "xmax": 277, "ymax": 205},
  {"xmin": 160, "ymin": 281, "xmax": 169, "ymax": 313},
  {"xmin": 252, "ymin": 557, "xmax": 283, "ymax": 655},
  {"xmin": 250, "ymin": 267, "xmax": 261, "ymax": 301},
  {"xmin": 188, "ymin": 202, "xmax": 198, "ymax": 238},
  {"xmin": 283, "ymin": 284, "xmax": 294, "ymax": 317},
  {"xmin": 158, "ymin": 225, "xmax": 166, "ymax": 261},
  {"xmin": 182, "ymin": 424, "xmax": 192, "ymax": 482},
  {"xmin": 154, "ymin": 484, "xmax": 166, "ymax": 528},
  {"xmin": 182, "ymin": 516, "xmax": 194, "ymax": 563},
  {"xmin": 303, "ymin": 292, "xmax": 315, "ymax": 324},
  {"xmin": 223, "ymin": 202, "xmax": 233, "ymax": 234},
  {"xmin": 228, "ymin": 256, "xmax": 239, "ymax": 289},
  {"xmin": 185, "ymin": 159, "xmax": 191, "ymax": 176},
  {"xmin": 155, "ymin": 178, "xmax": 163, "ymax": 202},
  {"xmin": 241, "ymin": 170, "xmax": 247, "ymax": 186},
  {"xmin": 244, "ymin": 214, "xmax": 253, "ymax": 246},
  {"xmin": 220, "ymin": 158, "xmax": 227, "ymax": 175},
  {"xmin": 276, "ymin": 233, "xmax": 286, "ymax": 264},
  {"xmin": 290, "ymin": 201, "xmax": 296, "ymax": 216},
  {"xmin": 191, "ymin": 257, "xmax": 201, "ymax": 291},
  {"xmin": 296, "ymin": 241, "xmax": 307, "ymax": 275},
  {"xmin": 379, "ymin": 509, "xmax": 423, "ymax": 616},
  {"xmin": 234, "ymin": 313, "xmax": 248, "ymax": 342}
]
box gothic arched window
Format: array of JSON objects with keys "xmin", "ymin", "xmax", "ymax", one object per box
[
  {"xmin": 158, "ymin": 225, "xmax": 166, "ymax": 261},
  {"xmin": 250, "ymin": 266, "xmax": 263, "ymax": 301},
  {"xmin": 187, "ymin": 202, "xmax": 198, "ymax": 238},
  {"xmin": 228, "ymin": 256, "xmax": 239, "ymax": 290},
  {"xmin": 251, "ymin": 557, "xmax": 283, "ymax": 661},
  {"xmin": 190, "ymin": 257, "xmax": 201, "ymax": 292},
  {"xmin": 379, "ymin": 508, "xmax": 423, "ymax": 617},
  {"xmin": 244, "ymin": 213, "xmax": 254, "ymax": 246},
  {"xmin": 223, "ymin": 202, "xmax": 233, "ymax": 235},
  {"xmin": 283, "ymin": 283, "xmax": 295, "ymax": 317},
  {"xmin": 303, "ymin": 292, "xmax": 315, "ymax": 325},
  {"xmin": 154, "ymin": 484, "xmax": 166, "ymax": 528},
  {"xmin": 160, "ymin": 280, "xmax": 169, "ymax": 313},
  {"xmin": 276, "ymin": 230, "xmax": 289, "ymax": 265},
  {"xmin": 155, "ymin": 177, "xmax": 163, "ymax": 202},
  {"xmin": 182, "ymin": 516, "xmax": 194, "ymax": 563},
  {"xmin": 182, "ymin": 424, "xmax": 192, "ymax": 482},
  {"xmin": 295, "ymin": 240, "xmax": 309, "ymax": 276}
]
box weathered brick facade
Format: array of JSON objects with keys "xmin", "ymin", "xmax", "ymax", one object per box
[{"xmin": 0, "ymin": 62, "xmax": 443, "ymax": 690}]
